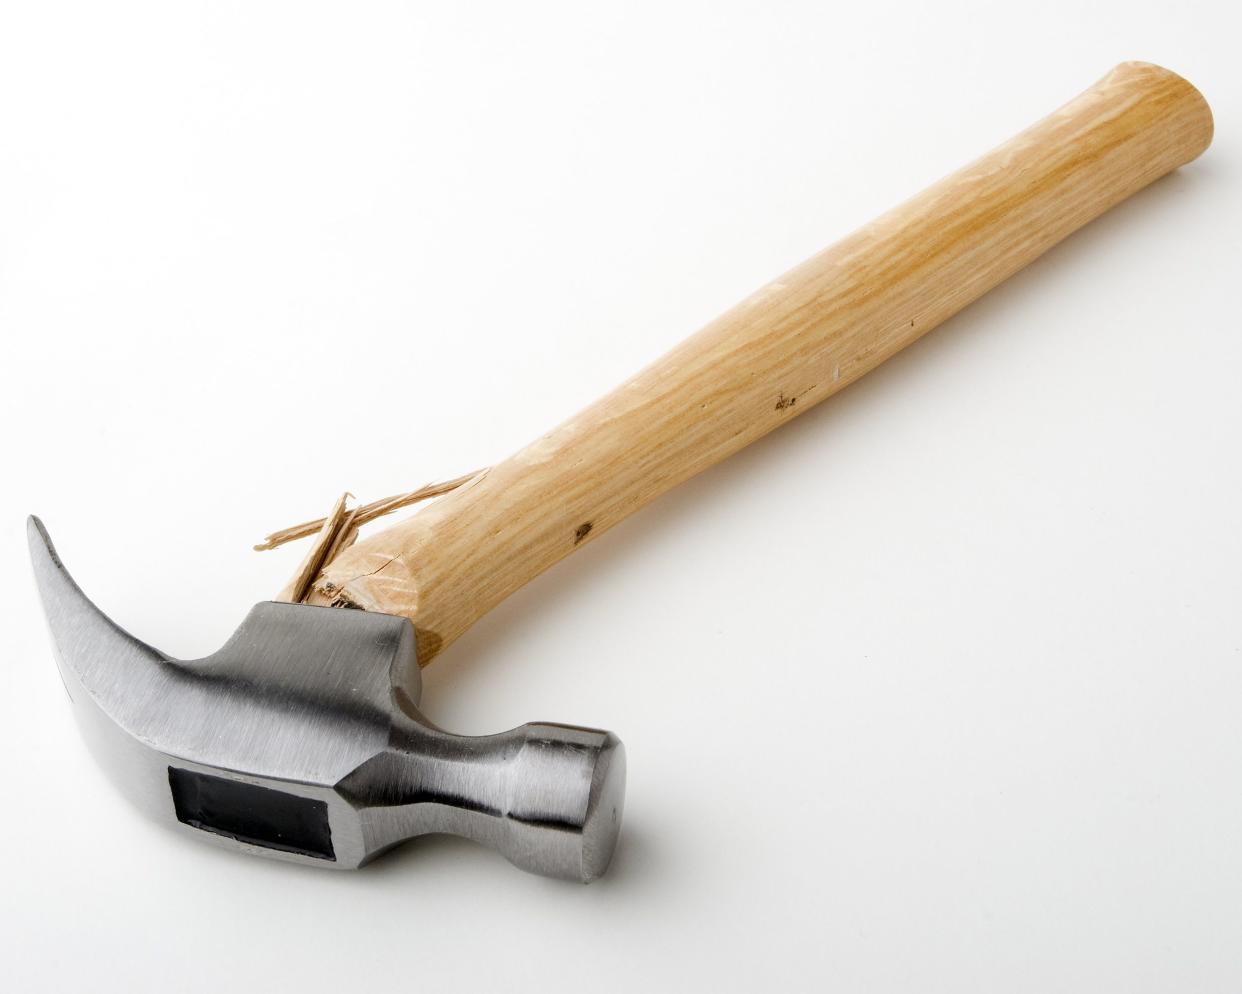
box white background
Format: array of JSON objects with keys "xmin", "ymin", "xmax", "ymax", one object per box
[{"xmin": 1, "ymin": 2, "xmax": 1240, "ymax": 991}]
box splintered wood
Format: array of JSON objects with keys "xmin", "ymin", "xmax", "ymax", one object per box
[
  {"xmin": 274, "ymin": 493, "xmax": 351, "ymax": 604},
  {"xmin": 260, "ymin": 470, "xmax": 485, "ymax": 603}
]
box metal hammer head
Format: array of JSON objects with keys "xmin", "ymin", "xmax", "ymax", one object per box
[{"xmin": 28, "ymin": 517, "xmax": 625, "ymax": 881}]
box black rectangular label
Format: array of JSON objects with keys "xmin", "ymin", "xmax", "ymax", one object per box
[{"xmin": 168, "ymin": 767, "xmax": 335, "ymax": 861}]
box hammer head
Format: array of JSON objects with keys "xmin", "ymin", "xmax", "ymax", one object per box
[{"xmin": 28, "ymin": 517, "xmax": 625, "ymax": 882}]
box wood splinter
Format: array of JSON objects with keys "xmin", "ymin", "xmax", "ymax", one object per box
[{"xmin": 261, "ymin": 470, "xmax": 486, "ymax": 603}]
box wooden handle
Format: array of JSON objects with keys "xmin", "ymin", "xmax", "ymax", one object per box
[{"xmin": 309, "ymin": 62, "xmax": 1212, "ymax": 663}]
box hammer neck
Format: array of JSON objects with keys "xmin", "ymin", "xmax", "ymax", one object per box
[{"xmin": 337, "ymin": 718, "xmax": 625, "ymax": 881}]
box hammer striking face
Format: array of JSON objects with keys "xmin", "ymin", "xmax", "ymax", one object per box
[{"xmin": 28, "ymin": 518, "xmax": 625, "ymax": 881}]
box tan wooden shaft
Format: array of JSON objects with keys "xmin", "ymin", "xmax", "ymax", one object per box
[{"xmin": 310, "ymin": 62, "xmax": 1212, "ymax": 663}]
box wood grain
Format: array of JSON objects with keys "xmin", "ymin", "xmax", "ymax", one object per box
[{"xmin": 308, "ymin": 62, "xmax": 1213, "ymax": 664}]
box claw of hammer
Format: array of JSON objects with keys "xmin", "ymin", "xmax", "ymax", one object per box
[{"xmin": 28, "ymin": 516, "xmax": 625, "ymax": 882}]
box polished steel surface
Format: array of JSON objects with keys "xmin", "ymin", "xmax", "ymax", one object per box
[{"xmin": 28, "ymin": 516, "xmax": 625, "ymax": 881}]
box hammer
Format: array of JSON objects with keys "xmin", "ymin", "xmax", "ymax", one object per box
[{"xmin": 29, "ymin": 62, "xmax": 1212, "ymax": 882}]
